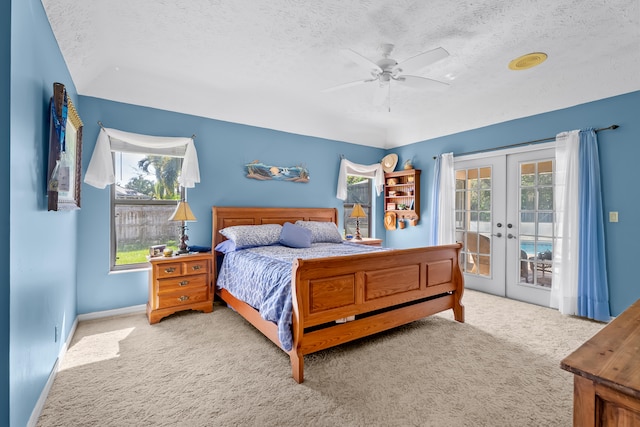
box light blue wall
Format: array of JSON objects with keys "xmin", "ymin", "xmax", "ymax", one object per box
[
  {"xmin": 76, "ymin": 93, "xmax": 640, "ymax": 319},
  {"xmin": 9, "ymin": 0, "xmax": 79, "ymax": 425},
  {"xmin": 1, "ymin": 1, "xmax": 11, "ymax": 425},
  {"xmin": 75, "ymin": 96, "xmax": 386, "ymax": 314},
  {"xmin": 387, "ymin": 91, "xmax": 640, "ymax": 318}
]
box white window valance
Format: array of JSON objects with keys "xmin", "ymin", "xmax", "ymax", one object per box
[
  {"xmin": 84, "ymin": 127, "xmax": 201, "ymax": 189},
  {"xmin": 336, "ymin": 158, "xmax": 384, "ymax": 200}
]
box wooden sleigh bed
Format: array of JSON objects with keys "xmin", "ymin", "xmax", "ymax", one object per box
[{"xmin": 212, "ymin": 206, "xmax": 465, "ymax": 383}]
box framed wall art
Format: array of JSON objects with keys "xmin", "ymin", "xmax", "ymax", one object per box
[
  {"xmin": 47, "ymin": 82, "xmax": 84, "ymax": 211},
  {"xmin": 245, "ymin": 160, "xmax": 309, "ymax": 183}
]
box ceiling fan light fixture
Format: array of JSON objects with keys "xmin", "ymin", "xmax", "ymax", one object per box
[{"xmin": 508, "ymin": 52, "xmax": 548, "ymax": 70}]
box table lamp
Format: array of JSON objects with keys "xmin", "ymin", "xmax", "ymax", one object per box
[
  {"xmin": 350, "ymin": 203, "xmax": 366, "ymax": 240},
  {"xmin": 169, "ymin": 199, "xmax": 197, "ymax": 254}
]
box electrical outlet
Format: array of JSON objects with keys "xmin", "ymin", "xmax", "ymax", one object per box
[{"xmin": 609, "ymin": 211, "xmax": 619, "ymax": 223}]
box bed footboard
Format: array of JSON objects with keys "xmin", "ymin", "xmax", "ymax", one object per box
[{"xmin": 289, "ymin": 243, "xmax": 464, "ymax": 382}]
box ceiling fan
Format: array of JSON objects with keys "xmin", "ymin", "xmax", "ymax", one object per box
[{"xmin": 323, "ymin": 43, "xmax": 450, "ymax": 109}]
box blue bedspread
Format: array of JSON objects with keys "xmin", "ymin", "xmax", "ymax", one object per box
[{"xmin": 216, "ymin": 242, "xmax": 385, "ymax": 351}]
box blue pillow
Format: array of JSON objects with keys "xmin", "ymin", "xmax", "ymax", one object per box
[
  {"xmin": 279, "ymin": 222, "xmax": 312, "ymax": 248},
  {"xmin": 214, "ymin": 240, "xmax": 236, "ymax": 254},
  {"xmin": 295, "ymin": 220, "xmax": 343, "ymax": 243}
]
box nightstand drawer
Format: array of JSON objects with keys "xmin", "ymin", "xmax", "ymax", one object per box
[
  {"xmin": 157, "ymin": 288, "xmax": 209, "ymax": 309},
  {"xmin": 155, "ymin": 262, "xmax": 183, "ymax": 278},
  {"xmin": 157, "ymin": 274, "xmax": 207, "ymax": 294},
  {"xmin": 183, "ymin": 259, "xmax": 208, "ymax": 275}
]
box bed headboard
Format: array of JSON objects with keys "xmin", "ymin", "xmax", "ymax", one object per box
[
  {"xmin": 211, "ymin": 206, "xmax": 339, "ymax": 249},
  {"xmin": 211, "ymin": 206, "xmax": 339, "ymax": 280}
]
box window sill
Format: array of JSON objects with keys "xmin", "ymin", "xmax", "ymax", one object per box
[{"xmin": 108, "ymin": 266, "xmax": 150, "ymax": 275}]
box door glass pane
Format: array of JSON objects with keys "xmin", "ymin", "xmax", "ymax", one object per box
[
  {"xmin": 479, "ymin": 167, "xmax": 492, "ymax": 189},
  {"xmin": 456, "ymin": 166, "xmax": 491, "ymax": 277},
  {"xmin": 521, "ymin": 188, "xmax": 536, "ymax": 210},
  {"xmin": 538, "ymin": 161, "xmax": 553, "ymax": 184},
  {"xmin": 518, "ymin": 159, "xmax": 554, "ymax": 287},
  {"xmin": 479, "ymin": 190, "xmax": 491, "ymax": 210},
  {"xmin": 538, "ymin": 187, "xmax": 553, "ymax": 210},
  {"xmin": 455, "ymin": 170, "xmax": 466, "ymax": 189}
]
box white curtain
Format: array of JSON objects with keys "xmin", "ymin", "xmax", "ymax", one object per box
[
  {"xmin": 550, "ymin": 130, "xmax": 580, "ymax": 315},
  {"xmin": 84, "ymin": 127, "xmax": 201, "ymax": 189},
  {"xmin": 336, "ymin": 158, "xmax": 384, "ymax": 200},
  {"xmin": 429, "ymin": 153, "xmax": 455, "ymax": 245}
]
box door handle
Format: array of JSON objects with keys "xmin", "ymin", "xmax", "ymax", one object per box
[
  {"xmin": 507, "ymin": 233, "xmax": 516, "ymax": 239},
  {"xmin": 492, "ymin": 232, "xmax": 503, "ymax": 238}
]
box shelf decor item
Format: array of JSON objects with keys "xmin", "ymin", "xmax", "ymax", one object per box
[
  {"xmin": 384, "ymin": 211, "xmax": 397, "ymax": 230},
  {"xmin": 149, "ymin": 245, "xmax": 166, "ymax": 258},
  {"xmin": 169, "ymin": 198, "xmax": 197, "ymax": 254},
  {"xmin": 381, "ymin": 153, "xmax": 398, "ymax": 173},
  {"xmin": 350, "ymin": 203, "xmax": 367, "ymax": 240}
]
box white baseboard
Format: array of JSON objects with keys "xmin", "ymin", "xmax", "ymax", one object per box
[
  {"xmin": 77, "ymin": 304, "xmax": 146, "ymax": 321},
  {"xmin": 27, "ymin": 304, "xmax": 145, "ymax": 426},
  {"xmin": 27, "ymin": 316, "xmax": 79, "ymax": 427}
]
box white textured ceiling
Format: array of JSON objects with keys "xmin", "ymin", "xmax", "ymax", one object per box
[{"xmin": 42, "ymin": 0, "xmax": 640, "ymax": 148}]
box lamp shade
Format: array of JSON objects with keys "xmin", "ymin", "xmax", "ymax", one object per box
[
  {"xmin": 169, "ymin": 201, "xmax": 197, "ymax": 222},
  {"xmin": 350, "ymin": 203, "xmax": 366, "ymax": 218}
]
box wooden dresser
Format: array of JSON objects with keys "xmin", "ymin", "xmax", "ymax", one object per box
[
  {"xmin": 147, "ymin": 252, "xmax": 213, "ymax": 324},
  {"xmin": 561, "ymin": 299, "xmax": 640, "ymax": 426}
]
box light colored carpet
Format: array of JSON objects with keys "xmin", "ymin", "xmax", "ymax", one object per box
[{"xmin": 37, "ymin": 290, "xmax": 604, "ymax": 427}]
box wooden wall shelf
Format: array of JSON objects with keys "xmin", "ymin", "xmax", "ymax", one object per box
[{"xmin": 384, "ymin": 169, "xmax": 420, "ymax": 226}]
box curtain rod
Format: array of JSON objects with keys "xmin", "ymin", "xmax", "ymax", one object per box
[{"xmin": 433, "ymin": 124, "xmax": 619, "ymax": 159}]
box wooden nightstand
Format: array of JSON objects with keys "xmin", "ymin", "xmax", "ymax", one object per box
[
  {"xmin": 147, "ymin": 252, "xmax": 213, "ymax": 324},
  {"xmin": 346, "ymin": 237, "xmax": 383, "ymax": 246}
]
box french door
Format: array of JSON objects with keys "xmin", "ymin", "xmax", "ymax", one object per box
[{"xmin": 455, "ymin": 148, "xmax": 555, "ymax": 306}]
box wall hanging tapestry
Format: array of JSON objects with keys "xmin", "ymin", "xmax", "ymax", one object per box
[{"xmin": 245, "ymin": 161, "xmax": 309, "ymax": 183}]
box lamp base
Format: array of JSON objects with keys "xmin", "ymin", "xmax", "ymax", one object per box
[
  {"xmin": 354, "ymin": 219, "xmax": 362, "ymax": 240},
  {"xmin": 177, "ymin": 223, "xmax": 189, "ymax": 254}
]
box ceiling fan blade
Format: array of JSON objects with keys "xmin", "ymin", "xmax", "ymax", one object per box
[
  {"xmin": 322, "ymin": 78, "xmax": 377, "ymax": 93},
  {"xmin": 340, "ymin": 48, "xmax": 383, "ymax": 74},
  {"xmin": 394, "ymin": 75, "xmax": 449, "ymax": 92},
  {"xmin": 397, "ymin": 47, "xmax": 449, "ymax": 73}
]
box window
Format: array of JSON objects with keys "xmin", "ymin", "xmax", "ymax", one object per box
[
  {"xmin": 111, "ymin": 152, "xmax": 183, "ymax": 270},
  {"xmin": 343, "ymin": 176, "xmax": 372, "ymax": 238}
]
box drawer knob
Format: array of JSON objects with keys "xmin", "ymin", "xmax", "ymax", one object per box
[
  {"xmin": 179, "ymin": 280, "xmax": 189, "ymax": 286},
  {"xmin": 164, "ymin": 267, "xmax": 176, "ymax": 273},
  {"xmin": 178, "ymin": 295, "xmax": 190, "ymax": 302},
  {"xmin": 192, "ymin": 265, "xmax": 202, "ymax": 271}
]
